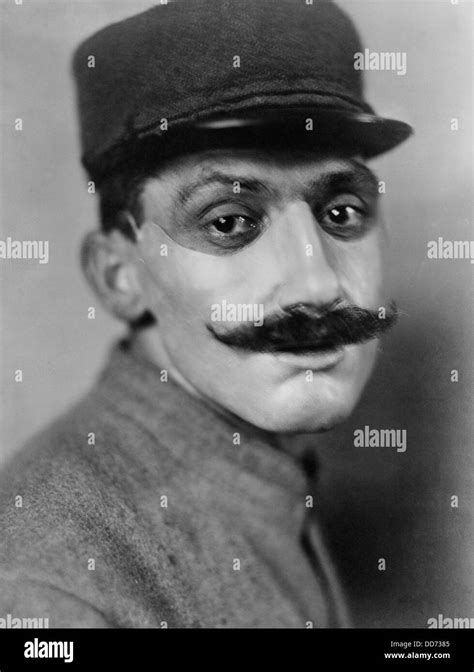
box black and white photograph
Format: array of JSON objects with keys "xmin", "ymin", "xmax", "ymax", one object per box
[{"xmin": 0, "ymin": 0, "xmax": 472, "ymax": 666}]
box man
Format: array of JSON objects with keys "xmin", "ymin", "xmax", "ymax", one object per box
[{"xmin": 0, "ymin": 0, "xmax": 411, "ymax": 627}]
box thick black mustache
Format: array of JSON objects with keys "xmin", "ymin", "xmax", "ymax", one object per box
[{"xmin": 208, "ymin": 301, "xmax": 399, "ymax": 353}]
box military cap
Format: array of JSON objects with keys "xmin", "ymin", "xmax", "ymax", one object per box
[{"xmin": 72, "ymin": 0, "xmax": 413, "ymax": 183}]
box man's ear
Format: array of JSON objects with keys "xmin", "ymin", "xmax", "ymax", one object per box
[{"xmin": 80, "ymin": 230, "xmax": 148, "ymax": 323}]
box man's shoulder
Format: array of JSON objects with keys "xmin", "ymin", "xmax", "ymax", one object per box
[
  {"xmin": 2, "ymin": 391, "xmax": 139, "ymax": 504},
  {"xmin": 0, "ymin": 388, "xmax": 185, "ymax": 626},
  {"xmin": 0, "ymin": 385, "xmax": 179, "ymax": 561}
]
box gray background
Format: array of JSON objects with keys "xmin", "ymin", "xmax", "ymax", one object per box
[{"xmin": 1, "ymin": 0, "xmax": 473, "ymax": 628}]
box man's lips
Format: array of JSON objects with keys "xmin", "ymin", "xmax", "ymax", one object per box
[
  {"xmin": 264, "ymin": 341, "xmax": 343, "ymax": 354},
  {"xmin": 270, "ymin": 345, "xmax": 346, "ymax": 370},
  {"xmin": 217, "ymin": 336, "xmax": 347, "ymax": 370},
  {"xmin": 216, "ymin": 335, "xmax": 345, "ymax": 354}
]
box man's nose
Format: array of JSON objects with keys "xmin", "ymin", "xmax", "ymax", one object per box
[{"xmin": 264, "ymin": 201, "xmax": 342, "ymax": 310}]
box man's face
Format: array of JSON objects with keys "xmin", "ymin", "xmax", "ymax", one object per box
[{"xmin": 134, "ymin": 147, "xmax": 387, "ymax": 433}]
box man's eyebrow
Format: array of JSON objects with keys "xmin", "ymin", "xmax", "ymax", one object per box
[
  {"xmin": 173, "ymin": 162, "xmax": 379, "ymax": 207},
  {"xmin": 175, "ymin": 171, "xmax": 271, "ymax": 206},
  {"xmin": 302, "ymin": 162, "xmax": 379, "ymax": 201}
]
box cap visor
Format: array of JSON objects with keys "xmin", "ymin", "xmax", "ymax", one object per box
[{"xmin": 193, "ymin": 107, "xmax": 413, "ymax": 158}]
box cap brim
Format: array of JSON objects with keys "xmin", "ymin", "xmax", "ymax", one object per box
[
  {"xmin": 192, "ymin": 107, "xmax": 413, "ymax": 158},
  {"xmin": 88, "ymin": 107, "xmax": 413, "ymax": 184}
]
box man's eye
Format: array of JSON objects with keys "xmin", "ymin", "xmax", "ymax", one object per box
[
  {"xmin": 210, "ymin": 215, "xmax": 256, "ymax": 235},
  {"xmin": 203, "ymin": 214, "xmax": 261, "ymax": 248},
  {"xmin": 320, "ymin": 203, "xmax": 369, "ymax": 237}
]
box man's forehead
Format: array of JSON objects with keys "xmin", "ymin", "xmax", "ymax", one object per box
[
  {"xmin": 145, "ymin": 148, "xmax": 374, "ymax": 202},
  {"xmin": 160, "ymin": 147, "xmax": 365, "ymax": 177}
]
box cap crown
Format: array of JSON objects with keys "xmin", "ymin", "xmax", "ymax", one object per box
[{"xmin": 73, "ymin": 0, "xmax": 372, "ymax": 177}]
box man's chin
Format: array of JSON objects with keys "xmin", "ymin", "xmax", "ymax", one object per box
[
  {"xmin": 219, "ymin": 343, "xmax": 375, "ymax": 434},
  {"xmin": 230, "ymin": 380, "xmax": 361, "ymax": 434},
  {"xmin": 252, "ymin": 413, "xmax": 349, "ymax": 435}
]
